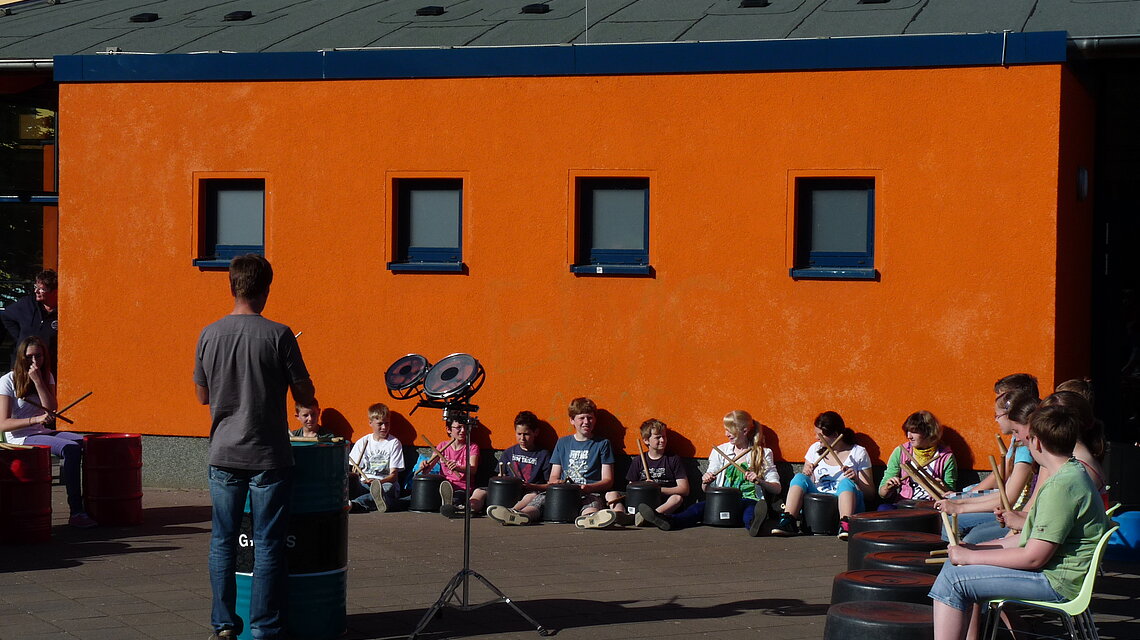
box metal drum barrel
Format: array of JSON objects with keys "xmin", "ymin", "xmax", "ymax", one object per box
[
  {"xmin": 235, "ymin": 440, "xmax": 348, "ymax": 640},
  {"xmin": 83, "ymin": 433, "xmax": 143, "ymax": 526},
  {"xmin": 831, "ymin": 569, "xmax": 936, "ymax": 606},
  {"xmin": 824, "ymin": 601, "xmax": 934, "ymax": 640},
  {"xmin": 896, "ymin": 499, "xmax": 936, "ymax": 510},
  {"xmin": 624, "ymin": 481, "xmax": 662, "ymax": 514},
  {"xmin": 848, "ymin": 531, "xmax": 948, "ymax": 571},
  {"xmin": 848, "ymin": 508, "xmax": 942, "ymax": 536},
  {"xmin": 409, "ymin": 474, "xmax": 445, "ymax": 512},
  {"xmin": 486, "ymin": 476, "xmax": 523, "ymax": 508},
  {"xmin": 804, "ymin": 492, "xmax": 840, "ymax": 535},
  {"xmin": 0, "ymin": 444, "xmax": 52, "ymax": 544},
  {"xmin": 702, "ymin": 486, "xmax": 742, "ymax": 527},
  {"xmin": 544, "ymin": 483, "xmax": 581, "ymax": 523}
]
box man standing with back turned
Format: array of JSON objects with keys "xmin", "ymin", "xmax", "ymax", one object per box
[{"xmin": 194, "ymin": 254, "xmax": 315, "ymax": 640}]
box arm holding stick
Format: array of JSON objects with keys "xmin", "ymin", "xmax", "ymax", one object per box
[{"xmin": 706, "ymin": 445, "xmax": 751, "ymax": 480}]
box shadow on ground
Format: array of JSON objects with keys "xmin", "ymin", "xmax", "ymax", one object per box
[
  {"xmin": 0, "ymin": 505, "xmax": 210, "ymax": 573},
  {"xmin": 347, "ymin": 596, "xmax": 817, "ymax": 639}
]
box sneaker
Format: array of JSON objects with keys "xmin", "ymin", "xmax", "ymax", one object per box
[
  {"xmin": 614, "ymin": 510, "xmax": 635, "ymax": 527},
  {"xmin": 348, "ymin": 501, "xmax": 367, "ymax": 514},
  {"xmin": 770, "ymin": 512, "xmax": 798, "ymax": 537},
  {"xmin": 208, "ymin": 630, "xmax": 236, "ymax": 640},
  {"xmin": 747, "ymin": 501, "xmax": 768, "ymax": 537},
  {"xmin": 68, "ymin": 512, "xmax": 97, "ymax": 528},
  {"xmin": 369, "ymin": 482, "xmax": 388, "ymax": 513},
  {"xmin": 636, "ymin": 503, "xmax": 672, "ymax": 531},
  {"xmin": 633, "ymin": 511, "xmax": 646, "ymax": 527},
  {"xmin": 487, "ymin": 505, "xmax": 531, "ymax": 526},
  {"xmin": 439, "ymin": 480, "xmax": 454, "ymax": 508},
  {"xmin": 440, "ymin": 504, "xmax": 466, "ymax": 519},
  {"xmin": 837, "ymin": 516, "xmax": 850, "ymax": 541},
  {"xmin": 574, "ymin": 509, "xmax": 619, "ymax": 530}
]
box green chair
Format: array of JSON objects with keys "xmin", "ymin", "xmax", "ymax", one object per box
[{"xmin": 981, "ymin": 525, "xmax": 1119, "ymax": 640}]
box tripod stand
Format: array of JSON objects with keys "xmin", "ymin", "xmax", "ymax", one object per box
[{"xmin": 409, "ymin": 403, "xmax": 550, "ymax": 638}]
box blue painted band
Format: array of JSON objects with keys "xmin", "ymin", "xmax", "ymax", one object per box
[
  {"xmin": 54, "ymin": 31, "xmax": 1068, "ymax": 83},
  {"xmin": 789, "ymin": 267, "xmax": 879, "ymax": 281}
]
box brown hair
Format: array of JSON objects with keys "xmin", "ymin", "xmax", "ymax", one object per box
[
  {"xmin": 567, "ymin": 397, "xmax": 596, "ymax": 418},
  {"xmin": 994, "ymin": 373, "xmax": 1039, "ymax": 399},
  {"xmin": 229, "ymin": 254, "xmax": 273, "ymax": 300},
  {"xmin": 1028, "ymin": 404, "xmax": 1081, "ymax": 456},
  {"xmin": 901, "ymin": 410, "xmax": 942, "ymax": 443},
  {"xmin": 1040, "ymin": 391, "xmax": 1103, "ymax": 460},
  {"xmin": 12, "ymin": 336, "xmax": 51, "ymax": 399},
  {"xmin": 514, "ymin": 410, "xmax": 539, "ymax": 430},
  {"xmin": 640, "ymin": 418, "xmax": 667, "ymax": 440}
]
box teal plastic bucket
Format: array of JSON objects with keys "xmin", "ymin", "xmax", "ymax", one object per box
[{"xmin": 235, "ymin": 440, "xmax": 348, "ymax": 639}]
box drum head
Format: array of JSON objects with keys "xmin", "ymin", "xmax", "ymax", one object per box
[
  {"xmin": 385, "ymin": 354, "xmax": 431, "ymax": 391},
  {"xmin": 423, "ymin": 353, "xmax": 484, "ymax": 399}
]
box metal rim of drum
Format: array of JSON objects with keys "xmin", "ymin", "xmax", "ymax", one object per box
[
  {"xmin": 830, "ymin": 569, "xmax": 936, "ymax": 606},
  {"xmin": 385, "ymin": 354, "xmax": 431, "ymax": 395},
  {"xmin": 861, "ymin": 550, "xmax": 944, "ymax": 576},
  {"xmin": 848, "ymin": 508, "xmax": 942, "ymax": 536},
  {"xmin": 824, "ymin": 601, "xmax": 934, "ymax": 639},
  {"xmin": 422, "ymin": 353, "xmax": 484, "ymax": 400}
]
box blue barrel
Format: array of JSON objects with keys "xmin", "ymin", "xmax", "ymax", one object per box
[
  {"xmin": 1107, "ymin": 510, "xmax": 1140, "ymax": 563},
  {"xmin": 235, "ymin": 441, "xmax": 348, "ymax": 640}
]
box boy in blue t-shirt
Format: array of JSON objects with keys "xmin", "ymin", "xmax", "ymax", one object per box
[
  {"xmin": 487, "ymin": 410, "xmax": 553, "ymax": 526},
  {"xmin": 550, "ymin": 397, "xmax": 616, "ymax": 529}
]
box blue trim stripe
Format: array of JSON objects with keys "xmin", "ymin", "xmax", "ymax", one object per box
[{"xmin": 54, "ymin": 32, "xmax": 1068, "ymax": 83}]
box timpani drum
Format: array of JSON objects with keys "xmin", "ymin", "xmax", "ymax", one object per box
[
  {"xmin": 804, "ymin": 492, "xmax": 840, "ymax": 535},
  {"xmin": 624, "ymin": 481, "xmax": 662, "ymax": 514},
  {"xmin": 487, "ymin": 476, "xmax": 523, "ymax": 508},
  {"xmin": 544, "ymin": 483, "xmax": 582, "ymax": 523},
  {"xmin": 824, "ymin": 601, "xmax": 934, "ymax": 640},
  {"xmin": 831, "ymin": 569, "xmax": 936, "ymax": 606},
  {"xmin": 409, "ymin": 474, "xmax": 445, "ymax": 512},
  {"xmin": 702, "ymin": 486, "xmax": 742, "ymax": 527}
]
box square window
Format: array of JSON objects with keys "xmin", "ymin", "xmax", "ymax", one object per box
[
  {"xmin": 791, "ymin": 178, "xmax": 876, "ymax": 279},
  {"xmin": 389, "ymin": 178, "xmax": 463, "ymax": 272},
  {"xmin": 195, "ymin": 178, "xmax": 264, "ymax": 267},
  {"xmin": 572, "ymin": 177, "xmax": 650, "ymax": 275}
]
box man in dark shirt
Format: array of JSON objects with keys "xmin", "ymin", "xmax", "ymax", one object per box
[
  {"xmin": 194, "ymin": 255, "xmax": 315, "ymax": 640},
  {"xmin": 3, "ymin": 270, "xmax": 59, "ymax": 373}
]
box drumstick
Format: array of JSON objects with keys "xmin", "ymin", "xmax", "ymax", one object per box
[
  {"xmin": 20, "ymin": 398, "xmax": 75, "ymax": 425},
  {"xmin": 925, "ymin": 558, "xmax": 948, "ymax": 565},
  {"xmin": 418, "ymin": 437, "xmax": 455, "ymax": 474},
  {"xmin": 635, "ymin": 437, "xmax": 651, "ymax": 482},
  {"xmin": 988, "ymin": 455, "xmax": 1013, "ymax": 512},
  {"xmin": 819, "ymin": 434, "xmax": 847, "ymax": 469},
  {"xmin": 0, "ymin": 442, "xmax": 35, "ymax": 450},
  {"xmin": 903, "ymin": 460, "xmax": 944, "ymax": 500},
  {"xmin": 929, "ymin": 549, "xmax": 948, "ymax": 557},
  {"xmin": 940, "ymin": 511, "xmax": 960, "ymax": 546},
  {"xmin": 710, "ymin": 445, "xmax": 751, "ymax": 476},
  {"xmin": 907, "ymin": 456, "xmax": 950, "ymax": 496},
  {"xmin": 995, "ymin": 433, "xmax": 1008, "ymax": 456},
  {"xmin": 294, "ymin": 331, "xmax": 303, "ymax": 339},
  {"xmin": 57, "ymin": 391, "xmax": 93, "ymax": 416}
]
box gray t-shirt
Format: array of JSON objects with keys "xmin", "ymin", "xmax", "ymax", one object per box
[{"xmin": 193, "ymin": 314, "xmax": 309, "ymax": 470}]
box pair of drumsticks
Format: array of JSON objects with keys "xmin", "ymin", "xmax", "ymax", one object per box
[{"xmin": 927, "ymin": 436, "xmax": 1016, "ymax": 564}]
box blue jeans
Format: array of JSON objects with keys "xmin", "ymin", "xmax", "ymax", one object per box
[
  {"xmin": 670, "ymin": 497, "xmax": 764, "ymax": 530},
  {"xmin": 789, "ymin": 473, "xmax": 866, "ymax": 513},
  {"xmin": 209, "ymin": 465, "xmax": 293, "ymax": 639},
  {"xmin": 929, "ymin": 561, "xmax": 1062, "ymax": 611},
  {"xmin": 350, "ymin": 479, "xmax": 398, "ymax": 511},
  {"xmin": 943, "ymin": 511, "xmax": 998, "ymax": 542}
]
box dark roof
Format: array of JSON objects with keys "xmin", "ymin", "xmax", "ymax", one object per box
[{"xmin": 1, "ymin": 0, "xmax": 1139, "ymax": 58}]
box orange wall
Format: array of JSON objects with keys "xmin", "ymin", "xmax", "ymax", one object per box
[{"xmin": 57, "ymin": 64, "xmax": 1084, "ymax": 469}]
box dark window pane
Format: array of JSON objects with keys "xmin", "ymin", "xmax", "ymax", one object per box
[
  {"xmin": 591, "ymin": 187, "xmax": 646, "ymax": 250},
  {"xmin": 810, "ymin": 188, "xmax": 868, "ymax": 253},
  {"xmin": 215, "ymin": 187, "xmax": 264, "ymax": 247},
  {"xmin": 408, "ymin": 187, "xmax": 461, "ymax": 249}
]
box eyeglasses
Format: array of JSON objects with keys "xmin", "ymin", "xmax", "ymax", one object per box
[
  {"xmin": 994, "ymin": 413, "xmax": 1007, "ymax": 422},
  {"xmin": 32, "ymin": 286, "xmax": 49, "ymax": 293}
]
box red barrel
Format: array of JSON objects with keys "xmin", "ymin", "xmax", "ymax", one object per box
[
  {"xmin": 0, "ymin": 444, "xmax": 53, "ymax": 543},
  {"xmin": 83, "ymin": 433, "xmax": 143, "ymax": 525}
]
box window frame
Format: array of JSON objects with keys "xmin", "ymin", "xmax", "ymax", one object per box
[
  {"xmin": 789, "ymin": 176, "xmax": 878, "ymax": 280},
  {"xmin": 192, "ymin": 175, "xmax": 266, "ymax": 269},
  {"xmin": 571, "ymin": 176, "xmax": 652, "ymax": 276},
  {"xmin": 388, "ymin": 177, "xmax": 465, "ymax": 273}
]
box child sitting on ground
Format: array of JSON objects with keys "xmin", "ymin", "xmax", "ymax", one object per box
[
  {"xmin": 605, "ymin": 418, "xmax": 691, "ymax": 525},
  {"xmin": 878, "ymin": 410, "xmax": 957, "ymax": 508},
  {"xmin": 547, "ymin": 397, "xmax": 616, "ymax": 529},
  {"xmin": 639, "ymin": 410, "xmax": 779, "ymax": 536},
  {"xmin": 487, "ymin": 411, "xmax": 553, "ymax": 526},
  {"xmin": 435, "ymin": 417, "xmax": 484, "ymax": 518},
  {"xmin": 771, "ymin": 410, "xmax": 874, "ymax": 539},
  {"xmin": 348, "ymin": 403, "xmax": 404, "ymax": 513},
  {"xmin": 290, "ymin": 400, "xmax": 330, "ymax": 438},
  {"xmin": 928, "ymin": 403, "xmax": 1112, "ymax": 640}
]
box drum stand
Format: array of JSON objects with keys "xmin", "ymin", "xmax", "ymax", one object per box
[{"xmin": 409, "ymin": 405, "xmax": 551, "ymax": 638}]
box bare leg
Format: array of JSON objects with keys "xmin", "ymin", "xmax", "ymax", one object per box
[
  {"xmin": 838, "ymin": 491, "xmax": 856, "ymax": 518},
  {"xmin": 658, "ymin": 494, "xmax": 684, "ymax": 514},
  {"xmin": 933, "ymin": 600, "xmax": 969, "ymax": 640},
  {"xmin": 784, "ymin": 484, "xmax": 805, "ymax": 516}
]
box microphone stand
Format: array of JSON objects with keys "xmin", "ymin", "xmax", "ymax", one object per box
[{"xmin": 408, "ymin": 401, "xmax": 550, "ymax": 638}]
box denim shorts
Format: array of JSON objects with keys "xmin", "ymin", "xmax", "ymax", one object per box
[{"xmin": 928, "ymin": 561, "xmax": 1062, "ymax": 611}]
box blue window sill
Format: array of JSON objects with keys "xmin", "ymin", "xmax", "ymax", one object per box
[
  {"xmin": 789, "ymin": 267, "xmax": 879, "ymax": 280},
  {"xmin": 571, "ymin": 264, "xmax": 654, "ymax": 276},
  {"xmin": 194, "ymin": 258, "xmax": 233, "ymax": 269},
  {"xmin": 388, "ymin": 262, "xmax": 466, "ymax": 273}
]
